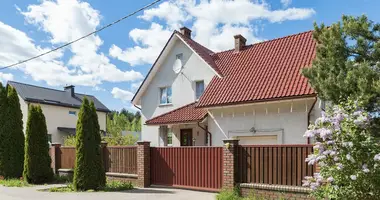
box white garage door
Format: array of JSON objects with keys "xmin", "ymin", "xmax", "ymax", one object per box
[{"xmin": 237, "ymin": 135, "xmax": 278, "ymax": 145}]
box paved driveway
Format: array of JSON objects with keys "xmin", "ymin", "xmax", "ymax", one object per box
[{"xmin": 0, "ymin": 185, "xmax": 216, "ymax": 200}]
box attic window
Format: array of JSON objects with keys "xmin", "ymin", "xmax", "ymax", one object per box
[{"xmin": 69, "ymin": 111, "xmax": 77, "ymax": 116}]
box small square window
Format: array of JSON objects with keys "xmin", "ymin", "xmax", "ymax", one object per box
[
  {"xmin": 160, "ymin": 87, "xmax": 172, "ymax": 104},
  {"xmin": 195, "ymin": 80, "xmax": 204, "ymax": 99},
  {"xmin": 69, "ymin": 111, "xmax": 77, "ymax": 116}
]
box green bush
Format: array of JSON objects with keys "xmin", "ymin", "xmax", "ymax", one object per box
[
  {"xmin": 63, "ymin": 135, "xmax": 76, "ymax": 146},
  {"xmin": 73, "ymin": 98, "xmax": 106, "ymax": 191},
  {"xmin": 0, "ymin": 178, "xmax": 30, "ymax": 187},
  {"xmin": 23, "ymin": 105, "xmax": 54, "ymax": 184},
  {"xmin": 0, "ymin": 85, "xmax": 25, "ymax": 179}
]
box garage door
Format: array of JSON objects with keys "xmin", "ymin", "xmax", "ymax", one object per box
[{"xmin": 236, "ymin": 135, "xmax": 278, "ymax": 145}]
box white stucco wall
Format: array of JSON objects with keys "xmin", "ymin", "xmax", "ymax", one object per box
[
  {"xmin": 169, "ymin": 123, "xmax": 207, "ymax": 147},
  {"xmin": 19, "ymin": 100, "xmax": 107, "ymax": 144},
  {"xmin": 208, "ymin": 99, "xmax": 319, "ymax": 146},
  {"xmin": 140, "ymin": 38, "xmax": 216, "ymax": 146}
]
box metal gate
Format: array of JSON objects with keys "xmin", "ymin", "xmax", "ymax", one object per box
[{"xmin": 150, "ymin": 147, "xmax": 223, "ymax": 192}]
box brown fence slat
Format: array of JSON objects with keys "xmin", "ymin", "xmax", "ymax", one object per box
[{"xmin": 237, "ymin": 145, "xmax": 315, "ymax": 187}]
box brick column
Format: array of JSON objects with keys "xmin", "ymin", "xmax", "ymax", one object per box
[
  {"xmin": 100, "ymin": 141, "xmax": 109, "ymax": 172},
  {"xmin": 222, "ymin": 139, "xmax": 239, "ymax": 189},
  {"xmin": 137, "ymin": 141, "xmax": 150, "ymax": 187},
  {"xmin": 50, "ymin": 143, "xmax": 61, "ymax": 174}
]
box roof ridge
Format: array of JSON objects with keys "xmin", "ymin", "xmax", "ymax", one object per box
[
  {"xmin": 8, "ymin": 81, "xmax": 94, "ymax": 97},
  {"xmin": 146, "ymin": 102, "xmax": 199, "ymax": 122},
  {"xmin": 214, "ymin": 29, "xmax": 314, "ymax": 55},
  {"xmin": 174, "ymin": 30, "xmax": 214, "ymax": 54}
]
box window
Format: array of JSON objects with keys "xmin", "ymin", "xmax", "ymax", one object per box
[
  {"xmin": 195, "ymin": 80, "xmax": 204, "ymax": 99},
  {"xmin": 160, "ymin": 87, "xmax": 172, "ymax": 104},
  {"xmin": 69, "ymin": 111, "xmax": 77, "ymax": 116},
  {"xmin": 167, "ymin": 129, "xmax": 173, "ymax": 145},
  {"xmin": 47, "ymin": 134, "xmax": 52, "ymax": 144}
]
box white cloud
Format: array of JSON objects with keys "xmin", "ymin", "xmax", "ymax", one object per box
[
  {"xmin": 0, "ymin": 0, "xmax": 143, "ymax": 87},
  {"xmin": 111, "ymin": 0, "xmax": 316, "ymax": 66},
  {"xmin": 281, "ymin": 0, "xmax": 292, "ymax": 8},
  {"xmin": 131, "ymin": 81, "xmax": 142, "ymax": 91},
  {"xmin": 111, "ymin": 87, "xmax": 134, "ymax": 102},
  {"xmin": 109, "ymin": 23, "xmax": 172, "ymax": 66},
  {"xmin": 0, "ymin": 72, "xmax": 14, "ymax": 84}
]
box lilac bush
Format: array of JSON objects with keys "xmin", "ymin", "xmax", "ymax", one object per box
[{"xmin": 303, "ymin": 100, "xmax": 380, "ymax": 200}]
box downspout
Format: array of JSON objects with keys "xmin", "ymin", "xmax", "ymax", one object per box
[
  {"xmin": 197, "ymin": 122, "xmax": 212, "ymax": 146},
  {"xmin": 307, "ymin": 97, "xmax": 318, "ymax": 144}
]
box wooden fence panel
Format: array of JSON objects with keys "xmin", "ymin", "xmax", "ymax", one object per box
[
  {"xmin": 237, "ymin": 145, "xmax": 315, "ymax": 186},
  {"xmin": 150, "ymin": 147, "xmax": 223, "ymax": 191},
  {"xmin": 60, "ymin": 147, "xmax": 76, "ymax": 169},
  {"xmin": 105, "ymin": 147, "xmax": 137, "ymax": 174}
]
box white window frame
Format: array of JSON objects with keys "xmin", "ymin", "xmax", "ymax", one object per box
[
  {"xmin": 159, "ymin": 86, "xmax": 172, "ymax": 105},
  {"xmin": 195, "ymin": 80, "xmax": 205, "ymax": 100}
]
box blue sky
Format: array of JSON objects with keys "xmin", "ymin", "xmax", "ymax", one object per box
[{"xmin": 0, "ymin": 0, "xmax": 378, "ymax": 112}]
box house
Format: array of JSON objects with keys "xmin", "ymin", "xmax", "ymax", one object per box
[
  {"xmin": 132, "ymin": 27, "xmax": 322, "ymax": 147},
  {"xmin": 8, "ymin": 81, "xmax": 110, "ymax": 144}
]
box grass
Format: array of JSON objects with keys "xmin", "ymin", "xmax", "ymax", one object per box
[
  {"xmin": 45, "ymin": 181, "xmax": 133, "ymax": 192},
  {"xmin": 0, "ymin": 178, "xmax": 30, "ymax": 187},
  {"xmin": 216, "ymin": 187, "xmax": 285, "ymax": 200}
]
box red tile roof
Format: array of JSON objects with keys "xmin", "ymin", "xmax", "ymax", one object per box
[
  {"xmin": 197, "ymin": 31, "xmax": 317, "ymax": 107},
  {"xmin": 145, "ymin": 102, "xmax": 208, "ymax": 125},
  {"xmin": 175, "ymin": 31, "xmax": 224, "ymax": 77}
]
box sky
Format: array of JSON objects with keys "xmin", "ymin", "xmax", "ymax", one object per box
[{"xmin": 0, "ymin": 0, "xmax": 378, "ymax": 112}]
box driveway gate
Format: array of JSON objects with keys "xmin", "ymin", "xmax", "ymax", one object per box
[{"xmin": 150, "ymin": 147, "xmax": 223, "ymax": 192}]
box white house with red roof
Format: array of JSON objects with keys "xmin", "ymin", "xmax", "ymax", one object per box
[{"xmin": 132, "ymin": 27, "xmax": 322, "ymax": 147}]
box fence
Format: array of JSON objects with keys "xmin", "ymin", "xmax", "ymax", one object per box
[
  {"xmin": 237, "ymin": 145, "xmax": 316, "ymax": 186},
  {"xmin": 54, "ymin": 145, "xmax": 137, "ymax": 175},
  {"xmin": 150, "ymin": 147, "xmax": 223, "ymax": 191}
]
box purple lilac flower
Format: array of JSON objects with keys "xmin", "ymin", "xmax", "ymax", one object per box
[
  {"xmin": 346, "ymin": 154, "xmax": 352, "ymax": 160},
  {"xmin": 333, "ymin": 156, "xmax": 339, "ymax": 162},
  {"xmin": 374, "ymin": 154, "xmax": 380, "ymax": 161},
  {"xmin": 337, "ymin": 163, "xmax": 343, "ymax": 170},
  {"xmin": 362, "ymin": 164, "xmax": 369, "ymax": 173},
  {"xmin": 320, "ymin": 128, "xmax": 332, "ymax": 141},
  {"xmin": 327, "ymin": 140, "xmax": 335, "ymax": 145},
  {"xmin": 350, "ymin": 175, "xmax": 357, "ymax": 180},
  {"xmin": 306, "ymin": 154, "xmax": 318, "ymax": 165},
  {"xmin": 327, "ymin": 177, "xmax": 334, "ymax": 183},
  {"xmin": 304, "ymin": 129, "xmax": 316, "ymax": 138}
]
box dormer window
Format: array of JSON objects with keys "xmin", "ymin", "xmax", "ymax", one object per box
[{"xmin": 195, "ymin": 80, "xmax": 204, "ymax": 100}]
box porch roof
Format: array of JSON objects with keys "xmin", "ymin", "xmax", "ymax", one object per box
[{"xmin": 145, "ymin": 102, "xmax": 208, "ymax": 125}]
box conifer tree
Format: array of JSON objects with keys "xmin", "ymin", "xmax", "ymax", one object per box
[
  {"xmin": 23, "ymin": 105, "xmax": 53, "ymax": 183},
  {"xmin": 303, "ymin": 15, "xmax": 380, "ymax": 112},
  {"xmin": 73, "ymin": 98, "xmax": 105, "ymax": 191},
  {"xmin": 0, "ymin": 83, "xmax": 7, "ymax": 177}
]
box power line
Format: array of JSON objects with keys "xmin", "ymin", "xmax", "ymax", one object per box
[{"xmin": 0, "ymin": 0, "xmax": 163, "ymax": 70}]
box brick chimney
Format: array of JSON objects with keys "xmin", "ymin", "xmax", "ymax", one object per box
[
  {"xmin": 180, "ymin": 27, "xmax": 191, "ymax": 38},
  {"xmin": 234, "ymin": 34, "xmax": 247, "ymax": 52},
  {"xmin": 64, "ymin": 85, "xmax": 75, "ymax": 97}
]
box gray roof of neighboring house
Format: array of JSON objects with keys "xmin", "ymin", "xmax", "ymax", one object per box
[{"xmin": 8, "ymin": 81, "xmax": 110, "ymax": 112}]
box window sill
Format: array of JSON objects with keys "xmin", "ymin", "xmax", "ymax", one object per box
[{"xmin": 159, "ymin": 103, "xmax": 173, "ymax": 107}]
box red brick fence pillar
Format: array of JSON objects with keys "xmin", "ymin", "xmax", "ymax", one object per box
[
  {"xmin": 50, "ymin": 143, "xmax": 61, "ymax": 174},
  {"xmin": 137, "ymin": 141, "xmax": 150, "ymax": 188},
  {"xmin": 222, "ymin": 139, "xmax": 239, "ymax": 189}
]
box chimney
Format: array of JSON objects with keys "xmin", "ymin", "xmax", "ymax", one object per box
[
  {"xmin": 180, "ymin": 27, "xmax": 192, "ymax": 38},
  {"xmin": 234, "ymin": 34, "xmax": 247, "ymax": 52},
  {"xmin": 64, "ymin": 85, "xmax": 75, "ymax": 97}
]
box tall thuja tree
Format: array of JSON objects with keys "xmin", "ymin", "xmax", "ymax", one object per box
[
  {"xmin": 0, "ymin": 83, "xmax": 7, "ymax": 177},
  {"xmin": 23, "ymin": 105, "xmax": 53, "ymax": 183},
  {"xmin": 5, "ymin": 86, "xmax": 24, "ymax": 178},
  {"xmin": 73, "ymin": 98, "xmax": 105, "ymax": 191}
]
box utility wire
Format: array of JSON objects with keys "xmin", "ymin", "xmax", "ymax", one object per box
[{"xmin": 0, "ymin": 0, "xmax": 163, "ymax": 70}]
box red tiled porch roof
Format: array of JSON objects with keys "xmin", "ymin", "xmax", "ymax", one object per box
[
  {"xmin": 145, "ymin": 102, "xmax": 208, "ymax": 125},
  {"xmin": 197, "ymin": 31, "xmax": 317, "ymax": 107}
]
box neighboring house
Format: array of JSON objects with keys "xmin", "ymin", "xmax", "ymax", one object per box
[
  {"xmin": 8, "ymin": 81, "xmax": 110, "ymax": 144},
  {"xmin": 132, "ymin": 27, "xmax": 323, "ymax": 147}
]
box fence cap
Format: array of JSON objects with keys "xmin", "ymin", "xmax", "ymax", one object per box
[
  {"xmin": 222, "ymin": 138, "xmax": 240, "ymax": 143},
  {"xmin": 137, "ymin": 141, "xmax": 151, "ymax": 145},
  {"xmin": 51, "ymin": 143, "xmax": 62, "ymax": 147}
]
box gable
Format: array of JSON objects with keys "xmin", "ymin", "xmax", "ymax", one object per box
[{"xmin": 131, "ymin": 32, "xmax": 221, "ymax": 106}]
